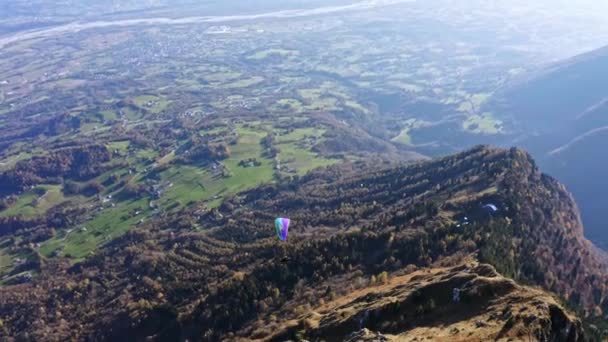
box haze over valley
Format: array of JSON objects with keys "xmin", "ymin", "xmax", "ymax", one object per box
[{"xmin": 0, "ymin": 0, "xmax": 608, "ymax": 340}]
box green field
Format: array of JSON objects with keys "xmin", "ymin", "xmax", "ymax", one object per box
[
  {"xmin": 463, "ymin": 113, "xmax": 503, "ymax": 134},
  {"xmin": 40, "ymin": 197, "xmax": 149, "ymax": 259},
  {"xmin": 391, "ymin": 119, "xmax": 428, "ymax": 146},
  {"xmin": 158, "ymin": 127, "xmax": 274, "ymax": 210},
  {"xmin": 275, "ymin": 127, "xmax": 338, "ymax": 174},
  {"xmin": 0, "ymin": 246, "xmax": 12, "ymax": 276},
  {"xmin": 203, "ymin": 70, "xmax": 242, "ymax": 83},
  {"xmin": 133, "ymin": 95, "xmax": 171, "ymax": 114},
  {"xmin": 0, "ymin": 185, "xmax": 67, "ymax": 218},
  {"xmin": 275, "ymin": 99, "xmax": 304, "ymax": 112},
  {"xmin": 457, "ymin": 93, "xmax": 491, "ymax": 115},
  {"xmin": 276, "ymin": 127, "xmax": 325, "ymax": 143},
  {"xmin": 28, "ymin": 124, "xmax": 340, "ymax": 261},
  {"xmin": 392, "ymin": 129, "xmax": 412, "ymax": 145},
  {"xmin": 0, "ymin": 151, "xmax": 36, "ymax": 171},
  {"xmin": 344, "ymin": 100, "xmax": 370, "ymax": 114},
  {"xmin": 221, "ymin": 76, "xmax": 265, "ymax": 89},
  {"xmin": 278, "ymin": 144, "xmax": 337, "ymax": 175},
  {"xmin": 107, "ymin": 140, "xmax": 130, "ymax": 154},
  {"xmin": 135, "ymin": 148, "xmax": 158, "ymax": 161},
  {"xmin": 299, "ymin": 92, "xmax": 339, "ymax": 111},
  {"xmin": 100, "ymin": 110, "xmax": 117, "ymax": 121},
  {"xmin": 122, "ymin": 107, "xmax": 141, "ymax": 121}
]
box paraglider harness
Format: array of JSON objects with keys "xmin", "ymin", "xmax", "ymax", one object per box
[{"xmin": 452, "ymin": 288, "xmax": 461, "ymax": 303}]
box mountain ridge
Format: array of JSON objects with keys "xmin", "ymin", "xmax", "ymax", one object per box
[
  {"xmin": 486, "ymin": 44, "xmax": 608, "ymax": 250},
  {"xmin": 0, "ymin": 145, "xmax": 607, "ymax": 340},
  {"xmin": 270, "ymin": 260, "xmax": 584, "ymax": 342}
]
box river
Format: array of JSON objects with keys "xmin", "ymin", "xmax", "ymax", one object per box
[{"xmin": 0, "ymin": 0, "xmax": 415, "ymax": 48}]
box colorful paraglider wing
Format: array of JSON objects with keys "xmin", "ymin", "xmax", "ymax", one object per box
[
  {"xmin": 281, "ymin": 218, "xmax": 290, "ymax": 240},
  {"xmin": 275, "ymin": 218, "xmax": 290, "ymax": 241},
  {"xmin": 275, "ymin": 218, "xmax": 283, "ymax": 240}
]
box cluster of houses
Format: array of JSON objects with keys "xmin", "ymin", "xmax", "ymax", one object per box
[
  {"xmin": 96, "ymin": 194, "xmax": 116, "ymax": 212},
  {"xmin": 227, "ymin": 97, "xmax": 259, "ymax": 110},
  {"xmin": 150, "ymin": 180, "xmax": 174, "ymax": 199},
  {"xmin": 205, "ymin": 25, "xmax": 232, "ymax": 34},
  {"xmin": 143, "ymin": 100, "xmax": 161, "ymax": 108},
  {"xmin": 178, "ymin": 109, "xmax": 210, "ymax": 118}
]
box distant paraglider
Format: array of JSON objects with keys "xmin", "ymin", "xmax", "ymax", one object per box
[
  {"xmin": 452, "ymin": 288, "xmax": 461, "ymax": 303},
  {"xmin": 482, "ymin": 204, "xmax": 498, "ymax": 212},
  {"xmin": 275, "ymin": 217, "xmax": 290, "ymax": 241}
]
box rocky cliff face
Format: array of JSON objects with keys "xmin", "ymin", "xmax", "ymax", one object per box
[
  {"xmin": 485, "ymin": 45, "xmax": 608, "ymax": 251},
  {"xmin": 274, "ymin": 261, "xmax": 584, "ymax": 342}
]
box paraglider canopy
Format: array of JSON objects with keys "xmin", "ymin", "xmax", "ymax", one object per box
[
  {"xmin": 275, "ymin": 217, "xmax": 290, "ymax": 241},
  {"xmin": 483, "ymin": 204, "xmax": 498, "ymax": 212}
]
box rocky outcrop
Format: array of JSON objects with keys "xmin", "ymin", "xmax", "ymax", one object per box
[{"xmin": 273, "ymin": 261, "xmax": 584, "ymax": 342}]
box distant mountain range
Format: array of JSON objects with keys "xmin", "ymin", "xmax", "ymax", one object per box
[
  {"xmin": 486, "ymin": 45, "xmax": 608, "ymax": 251},
  {"xmin": 1, "ymin": 146, "xmax": 606, "ymax": 340}
]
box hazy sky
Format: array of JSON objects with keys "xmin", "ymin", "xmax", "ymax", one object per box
[{"xmin": 2, "ymin": 0, "xmax": 608, "ymax": 59}]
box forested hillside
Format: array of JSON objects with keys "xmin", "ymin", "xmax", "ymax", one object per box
[
  {"xmin": 0, "ymin": 146, "xmax": 606, "ymax": 340},
  {"xmin": 486, "ymin": 45, "xmax": 608, "ymax": 250}
]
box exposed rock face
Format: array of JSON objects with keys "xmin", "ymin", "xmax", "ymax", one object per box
[
  {"xmin": 344, "ymin": 328, "xmax": 389, "ymax": 342},
  {"xmin": 277, "ymin": 261, "xmax": 584, "ymax": 342}
]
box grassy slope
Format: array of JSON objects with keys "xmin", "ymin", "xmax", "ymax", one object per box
[
  {"xmin": 0, "ymin": 246, "xmax": 12, "ymax": 275},
  {"xmin": 40, "ymin": 197, "xmax": 149, "ymax": 259},
  {"xmin": 3, "ymin": 122, "xmax": 342, "ymax": 264},
  {"xmin": 276, "ymin": 127, "xmax": 337, "ymax": 174},
  {"xmin": 37, "ymin": 125, "xmax": 334, "ymax": 259},
  {"xmin": 158, "ymin": 127, "xmax": 274, "ymax": 210},
  {"xmin": 0, "ymin": 185, "xmax": 68, "ymax": 218}
]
